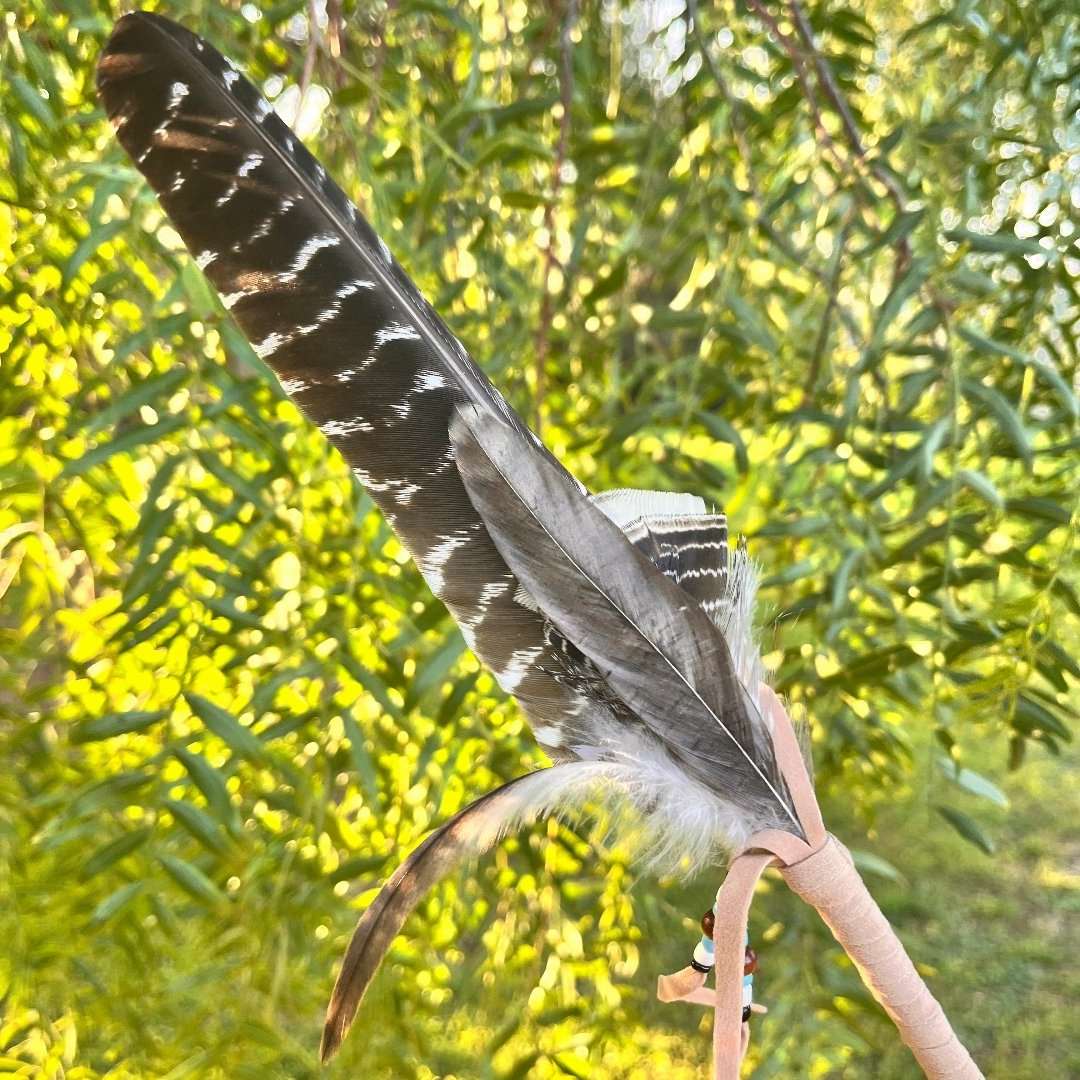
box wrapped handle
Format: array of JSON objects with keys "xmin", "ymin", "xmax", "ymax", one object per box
[{"xmin": 782, "ymin": 836, "xmax": 983, "ymax": 1080}]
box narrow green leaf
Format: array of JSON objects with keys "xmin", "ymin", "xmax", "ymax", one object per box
[
  {"xmin": 944, "ymin": 228, "xmax": 1042, "ymax": 256},
  {"xmin": 250, "ymin": 663, "xmax": 321, "ymax": 717},
  {"xmin": 830, "ymin": 549, "xmax": 863, "ymax": 613},
  {"xmin": 196, "ymin": 451, "xmax": 267, "ymax": 510},
  {"xmin": 174, "ymin": 747, "xmax": 237, "ymax": 827},
  {"xmin": 84, "ymin": 368, "xmax": 188, "ymax": 436},
  {"xmin": 62, "ymin": 414, "xmax": 187, "ymax": 478},
  {"xmin": 955, "ymin": 468, "xmax": 1003, "ymax": 508},
  {"xmin": 121, "ymin": 607, "xmax": 180, "ymax": 648},
  {"xmin": 202, "ymin": 594, "xmax": 265, "ymax": 629},
  {"xmin": 821, "ymin": 645, "xmax": 919, "ymax": 685},
  {"xmin": 871, "ymin": 256, "xmax": 931, "ymax": 346},
  {"xmin": 69, "ymin": 771, "xmax": 153, "ymax": 815},
  {"xmin": 863, "ymin": 442, "xmax": 922, "ymax": 500},
  {"xmin": 961, "ymin": 379, "xmax": 1032, "ymax": 465},
  {"xmin": 500, "ymin": 1052, "xmax": 543, "ymax": 1080},
  {"xmin": 918, "ymin": 418, "xmax": 951, "ymax": 481},
  {"xmin": 935, "ymin": 805, "xmax": 996, "ymax": 855},
  {"xmin": 1039, "ymin": 639, "xmax": 1080, "ymax": 681},
  {"xmin": 159, "ymin": 854, "xmax": 228, "ymax": 906},
  {"xmin": 179, "ymin": 259, "xmax": 218, "ymax": 318},
  {"xmin": 849, "ymin": 849, "xmax": 904, "ymax": 882},
  {"xmin": 1004, "ymin": 496, "xmax": 1071, "ymax": 526},
  {"xmin": 436, "ymin": 670, "xmax": 479, "ymax": 724},
  {"xmin": 90, "ymin": 882, "xmax": 144, "ymax": 926},
  {"xmin": 1013, "ymin": 694, "xmax": 1071, "ymax": 740},
  {"xmin": 937, "ymin": 755, "xmax": 1009, "ymax": 807},
  {"xmin": 62, "ymin": 218, "xmax": 127, "ymax": 285},
  {"xmin": 552, "ymin": 1054, "xmax": 592, "ymax": 1079},
  {"xmin": 949, "ymin": 267, "xmax": 997, "ymax": 296},
  {"xmin": 10, "ymin": 73, "xmax": 56, "ymax": 129},
  {"xmin": 341, "ymin": 709, "xmax": 381, "ymax": 808},
  {"xmin": 185, "ymin": 693, "xmax": 266, "ymax": 762},
  {"xmin": 81, "ymin": 826, "xmax": 152, "ymax": 879},
  {"xmin": 338, "ymin": 648, "xmax": 402, "ymax": 718},
  {"xmin": 164, "ymin": 798, "xmax": 228, "ymax": 854},
  {"xmin": 406, "ymin": 631, "xmax": 465, "ymax": 707},
  {"xmin": 726, "ymin": 292, "xmax": 775, "ymax": 352},
  {"xmin": 959, "ymin": 326, "xmax": 1078, "ymax": 417},
  {"xmin": 123, "ymin": 538, "xmax": 182, "ymax": 610},
  {"xmin": 72, "ymin": 709, "xmax": 168, "ymax": 743}
]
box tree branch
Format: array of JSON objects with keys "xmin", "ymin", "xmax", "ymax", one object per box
[
  {"xmin": 787, "ymin": 0, "xmax": 912, "ymax": 266},
  {"xmin": 744, "ymin": 0, "xmax": 852, "ymax": 176},
  {"xmin": 534, "ymin": 0, "xmax": 577, "ymax": 432},
  {"xmin": 806, "ymin": 216, "xmax": 853, "ymax": 404},
  {"xmin": 299, "ymin": 0, "xmax": 320, "ymax": 104},
  {"xmin": 686, "ymin": 0, "xmax": 759, "ymax": 197}
]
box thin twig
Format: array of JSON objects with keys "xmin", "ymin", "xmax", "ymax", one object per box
[
  {"xmin": 785, "ymin": 2, "xmax": 958, "ymax": 319},
  {"xmin": 787, "ymin": 1, "xmax": 911, "ymax": 271},
  {"xmin": 744, "ymin": 0, "xmax": 851, "ymax": 176},
  {"xmin": 681, "ymin": 7, "xmax": 863, "ymax": 350},
  {"xmin": 686, "ymin": 0, "xmax": 758, "ymax": 197},
  {"xmin": 534, "ymin": 0, "xmax": 577, "ymax": 432},
  {"xmin": 299, "ymin": 0, "xmax": 320, "ymax": 105},
  {"xmin": 788, "ymin": 2, "xmax": 866, "ymax": 154},
  {"xmin": 806, "ymin": 217, "xmax": 852, "ymax": 404}
]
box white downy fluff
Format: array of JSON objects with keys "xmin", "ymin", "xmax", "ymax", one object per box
[{"xmin": 453, "ymin": 722, "xmax": 760, "ymax": 879}]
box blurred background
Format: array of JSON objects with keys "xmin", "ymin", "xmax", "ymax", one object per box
[{"xmin": 1, "ymin": 1, "xmax": 1078, "ymax": 1077}]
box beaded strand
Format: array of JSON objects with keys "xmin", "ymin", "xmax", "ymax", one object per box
[{"xmin": 690, "ymin": 904, "xmax": 758, "ymax": 1022}]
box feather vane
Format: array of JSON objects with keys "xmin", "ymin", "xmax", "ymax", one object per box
[{"xmin": 95, "ymin": 10, "xmax": 598, "ymax": 755}]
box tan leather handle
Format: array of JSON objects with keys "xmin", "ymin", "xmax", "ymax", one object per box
[
  {"xmin": 659, "ymin": 687, "xmax": 983, "ymax": 1079},
  {"xmin": 783, "ymin": 836, "xmax": 983, "ymax": 1080}
]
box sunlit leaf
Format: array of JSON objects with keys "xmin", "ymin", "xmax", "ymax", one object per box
[
  {"xmin": 937, "ymin": 755, "xmax": 1009, "ymax": 808},
  {"xmin": 185, "ymin": 692, "xmax": 266, "ymax": 762}
]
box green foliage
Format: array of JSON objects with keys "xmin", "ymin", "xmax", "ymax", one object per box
[{"xmin": 1, "ymin": 1, "xmax": 1076, "ymax": 1077}]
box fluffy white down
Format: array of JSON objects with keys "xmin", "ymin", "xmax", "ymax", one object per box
[
  {"xmin": 461, "ymin": 728, "xmax": 757, "ymax": 879},
  {"xmin": 716, "ymin": 548, "xmax": 769, "ymax": 718}
]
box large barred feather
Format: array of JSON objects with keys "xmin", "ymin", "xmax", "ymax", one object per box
[{"xmin": 96, "ymin": 10, "xmax": 594, "ymax": 755}]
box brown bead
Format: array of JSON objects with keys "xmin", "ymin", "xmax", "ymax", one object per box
[
  {"xmin": 744, "ymin": 946, "xmax": 758, "ymax": 975},
  {"xmin": 700, "ymin": 909, "xmax": 715, "ymax": 937}
]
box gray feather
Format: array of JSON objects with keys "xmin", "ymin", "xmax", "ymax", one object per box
[{"xmin": 450, "ymin": 407, "xmax": 803, "ymax": 836}]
